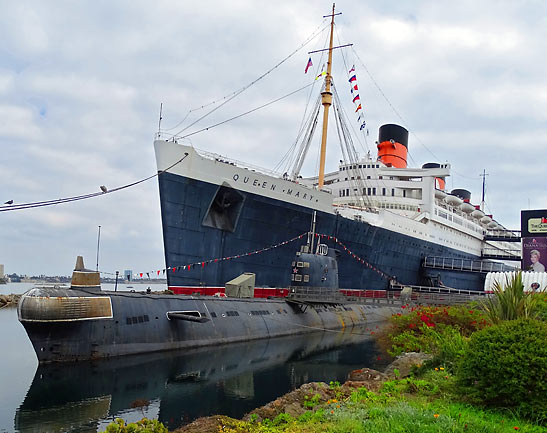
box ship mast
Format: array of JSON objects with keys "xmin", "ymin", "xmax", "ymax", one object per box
[{"xmin": 317, "ymin": 4, "xmax": 336, "ymax": 190}]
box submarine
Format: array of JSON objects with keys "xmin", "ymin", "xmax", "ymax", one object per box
[{"xmin": 18, "ymin": 243, "xmax": 398, "ymax": 363}]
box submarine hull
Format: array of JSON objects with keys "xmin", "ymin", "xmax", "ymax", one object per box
[{"xmin": 18, "ymin": 287, "xmax": 395, "ymax": 363}]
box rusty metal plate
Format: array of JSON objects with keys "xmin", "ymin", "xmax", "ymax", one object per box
[{"xmin": 19, "ymin": 296, "xmax": 113, "ymax": 322}]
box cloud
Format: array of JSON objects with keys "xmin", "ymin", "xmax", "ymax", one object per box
[
  {"xmin": 0, "ymin": 0, "xmax": 546, "ymax": 278},
  {"xmin": 0, "ymin": 104, "xmax": 41, "ymax": 139}
]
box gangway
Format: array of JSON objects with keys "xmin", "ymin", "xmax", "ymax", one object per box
[
  {"xmin": 423, "ymin": 256, "xmax": 517, "ymax": 273},
  {"xmin": 481, "ymin": 247, "xmax": 521, "ymax": 261},
  {"xmin": 484, "ymin": 229, "xmax": 521, "ymax": 242}
]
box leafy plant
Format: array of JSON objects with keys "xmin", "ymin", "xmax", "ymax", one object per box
[
  {"xmin": 456, "ymin": 318, "xmax": 547, "ymax": 423},
  {"xmin": 271, "ymin": 412, "xmax": 293, "ymax": 426},
  {"xmin": 532, "ymin": 292, "xmax": 547, "ymax": 321},
  {"xmin": 248, "ymin": 413, "xmax": 258, "ymax": 423},
  {"xmin": 329, "ymin": 380, "xmax": 341, "ymax": 389},
  {"xmin": 102, "ymin": 418, "xmax": 167, "ymax": 433},
  {"xmin": 481, "ymin": 271, "xmax": 540, "ymax": 323},
  {"xmin": 423, "ymin": 325, "xmax": 468, "ymax": 372},
  {"xmin": 350, "ymin": 386, "xmax": 375, "ymax": 402},
  {"xmin": 303, "ymin": 393, "xmax": 322, "ymax": 408}
]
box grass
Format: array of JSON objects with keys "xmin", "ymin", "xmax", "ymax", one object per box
[
  {"xmin": 214, "ymin": 370, "xmax": 546, "ymax": 433},
  {"xmin": 102, "ymin": 370, "xmax": 546, "ymax": 433},
  {"xmin": 216, "ymin": 398, "xmax": 546, "ymax": 433}
]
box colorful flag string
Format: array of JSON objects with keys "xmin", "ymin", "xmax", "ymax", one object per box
[
  {"xmin": 131, "ymin": 233, "xmax": 307, "ymax": 279},
  {"xmin": 348, "ymin": 65, "xmax": 367, "ymax": 132},
  {"xmin": 313, "ymin": 232, "xmax": 398, "ymax": 283},
  {"xmin": 128, "ymin": 231, "xmax": 396, "ymax": 284}
]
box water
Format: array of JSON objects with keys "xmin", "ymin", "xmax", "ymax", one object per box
[{"xmin": 0, "ymin": 282, "xmax": 389, "ymax": 433}]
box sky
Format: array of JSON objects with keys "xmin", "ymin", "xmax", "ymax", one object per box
[{"xmin": 1, "ymin": 0, "xmax": 546, "ymax": 277}]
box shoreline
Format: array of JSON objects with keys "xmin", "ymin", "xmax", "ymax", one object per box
[
  {"xmin": 172, "ymin": 352, "xmax": 431, "ymax": 432},
  {"xmin": 0, "ymin": 294, "xmax": 21, "ymax": 308}
]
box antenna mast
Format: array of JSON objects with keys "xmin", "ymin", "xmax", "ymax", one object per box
[
  {"xmin": 479, "ymin": 169, "xmax": 488, "ymax": 211},
  {"xmin": 96, "ymin": 225, "xmax": 101, "ymax": 271},
  {"xmin": 158, "ymin": 103, "xmax": 163, "ymax": 133},
  {"xmin": 317, "ymin": 4, "xmax": 337, "ymax": 190}
]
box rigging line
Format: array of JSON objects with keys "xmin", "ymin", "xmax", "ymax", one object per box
[
  {"xmin": 452, "ymin": 170, "xmax": 481, "ymax": 181},
  {"xmin": 178, "ymin": 82, "xmax": 317, "ymax": 140},
  {"xmin": 333, "ymin": 98, "xmax": 372, "ymax": 210},
  {"xmin": 332, "ymin": 83, "xmax": 382, "ymax": 208},
  {"xmin": 164, "ymin": 20, "xmax": 330, "ymax": 133},
  {"xmin": 294, "ymin": 27, "xmax": 331, "ymax": 137},
  {"xmin": 169, "ymin": 21, "xmax": 330, "ymax": 137},
  {"xmin": 0, "ymin": 153, "xmax": 190, "ymax": 212},
  {"xmin": 351, "ymin": 48, "xmax": 439, "ymax": 165},
  {"xmin": 334, "ymin": 25, "xmax": 371, "ymax": 156},
  {"xmin": 273, "ymin": 94, "xmax": 321, "ymax": 174},
  {"xmin": 331, "ymin": 81, "xmax": 369, "ymax": 163},
  {"xmin": 275, "ymin": 27, "xmax": 331, "ymax": 174},
  {"xmin": 288, "ymin": 97, "xmax": 322, "ymax": 179}
]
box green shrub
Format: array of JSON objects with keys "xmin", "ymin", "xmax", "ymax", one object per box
[
  {"xmin": 482, "ymin": 272, "xmax": 541, "ymax": 323},
  {"xmin": 456, "ymin": 318, "xmax": 547, "ymax": 423},
  {"xmin": 102, "ymin": 418, "xmax": 167, "ymax": 433},
  {"xmin": 535, "ymin": 293, "xmax": 547, "ymax": 321},
  {"xmin": 388, "ymin": 322, "xmax": 469, "ymax": 372},
  {"xmin": 424, "ymin": 325, "xmax": 468, "ymax": 371}
]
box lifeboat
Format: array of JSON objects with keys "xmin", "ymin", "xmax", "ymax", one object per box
[
  {"xmin": 435, "ymin": 189, "xmax": 447, "ymax": 199},
  {"xmin": 487, "ymin": 220, "xmax": 498, "ymax": 229},
  {"xmin": 446, "ymin": 194, "xmax": 463, "ymax": 206},
  {"xmin": 460, "ymin": 201, "xmax": 475, "ymax": 213},
  {"xmin": 471, "ymin": 208, "xmax": 485, "ymax": 219},
  {"xmin": 481, "ymin": 215, "xmax": 492, "ymax": 224}
]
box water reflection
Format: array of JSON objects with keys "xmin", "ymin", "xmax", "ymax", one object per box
[{"xmin": 16, "ymin": 328, "xmax": 385, "ymax": 432}]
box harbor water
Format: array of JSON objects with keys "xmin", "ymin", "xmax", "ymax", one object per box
[{"xmin": 0, "ymin": 282, "xmax": 389, "ymax": 432}]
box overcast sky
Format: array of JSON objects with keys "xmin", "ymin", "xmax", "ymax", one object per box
[{"xmin": 1, "ymin": 0, "xmax": 546, "ymax": 277}]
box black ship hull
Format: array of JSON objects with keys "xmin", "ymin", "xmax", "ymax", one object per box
[{"xmin": 159, "ymin": 172, "xmax": 485, "ymax": 291}]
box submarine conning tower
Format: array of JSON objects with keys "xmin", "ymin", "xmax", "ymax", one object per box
[
  {"xmin": 377, "ymin": 124, "xmax": 409, "ymax": 168},
  {"xmin": 290, "ymin": 244, "xmax": 339, "ymax": 290},
  {"xmin": 71, "ymin": 256, "xmax": 102, "ymax": 291}
]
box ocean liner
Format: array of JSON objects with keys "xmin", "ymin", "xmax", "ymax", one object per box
[
  {"xmin": 17, "ymin": 6, "xmax": 515, "ymax": 363},
  {"xmin": 154, "ymin": 7, "xmax": 516, "ymax": 295}
]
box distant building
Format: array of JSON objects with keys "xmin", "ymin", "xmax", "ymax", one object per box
[
  {"xmin": 0, "ymin": 264, "xmax": 4, "ymax": 279},
  {"xmin": 124, "ymin": 270, "xmax": 132, "ymax": 281}
]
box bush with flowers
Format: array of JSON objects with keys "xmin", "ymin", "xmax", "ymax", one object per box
[
  {"xmin": 385, "ymin": 305, "xmax": 491, "ymax": 359},
  {"xmin": 389, "ymin": 305, "xmax": 490, "ymax": 337}
]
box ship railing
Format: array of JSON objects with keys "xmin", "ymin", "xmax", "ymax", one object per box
[
  {"xmin": 154, "ymin": 132, "xmax": 284, "ymax": 178},
  {"xmin": 481, "ymin": 248, "xmax": 522, "ymax": 260},
  {"xmin": 484, "ymin": 229, "xmax": 521, "ymax": 241},
  {"xmin": 423, "ymin": 256, "xmax": 515, "ymax": 273},
  {"xmin": 197, "ymin": 148, "xmax": 286, "ymax": 179},
  {"xmin": 287, "ymin": 285, "xmax": 487, "ymax": 306},
  {"xmin": 333, "ymin": 203, "xmax": 380, "ymax": 215},
  {"xmin": 389, "ymin": 284, "xmax": 486, "ymax": 297}
]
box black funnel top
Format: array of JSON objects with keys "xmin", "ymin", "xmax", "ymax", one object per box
[
  {"xmin": 379, "ymin": 124, "xmax": 409, "ymax": 149},
  {"xmin": 451, "ymin": 189, "xmax": 471, "ymax": 201}
]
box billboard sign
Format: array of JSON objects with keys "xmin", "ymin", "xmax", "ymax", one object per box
[{"xmin": 521, "ymin": 210, "xmax": 547, "ymax": 272}]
